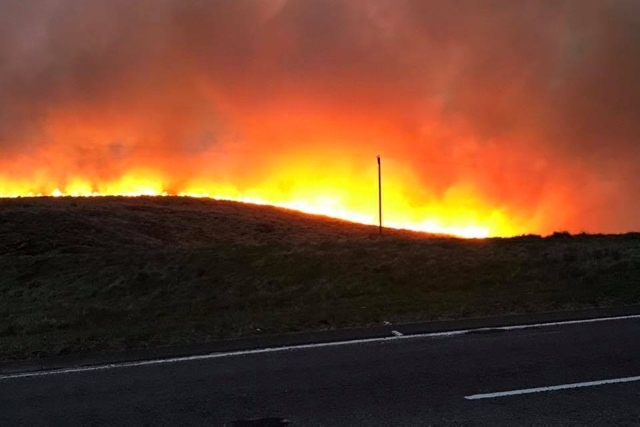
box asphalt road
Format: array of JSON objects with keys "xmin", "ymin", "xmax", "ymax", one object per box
[{"xmin": 3, "ymin": 317, "xmax": 640, "ymax": 425}]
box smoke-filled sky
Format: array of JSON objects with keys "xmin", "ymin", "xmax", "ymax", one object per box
[{"xmin": 1, "ymin": 0, "xmax": 639, "ymax": 236}]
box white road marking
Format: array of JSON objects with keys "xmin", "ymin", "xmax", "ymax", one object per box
[
  {"xmin": 2, "ymin": 313, "xmax": 640, "ymax": 381},
  {"xmin": 391, "ymin": 330, "xmax": 404, "ymax": 337},
  {"xmin": 465, "ymin": 375, "xmax": 640, "ymax": 400}
]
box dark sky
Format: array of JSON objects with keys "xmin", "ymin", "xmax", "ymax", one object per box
[{"xmin": 1, "ymin": 0, "xmax": 639, "ymax": 235}]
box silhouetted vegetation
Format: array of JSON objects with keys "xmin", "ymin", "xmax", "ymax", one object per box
[{"xmin": 550, "ymin": 231, "xmax": 573, "ymax": 239}]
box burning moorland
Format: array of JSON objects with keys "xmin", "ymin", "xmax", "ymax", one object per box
[
  {"xmin": 2, "ymin": 1, "xmax": 640, "ymax": 238},
  {"xmin": 2, "ymin": 1, "xmax": 640, "ymax": 361}
]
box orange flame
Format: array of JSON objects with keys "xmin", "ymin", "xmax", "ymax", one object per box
[{"xmin": 0, "ymin": 156, "xmax": 521, "ymax": 238}]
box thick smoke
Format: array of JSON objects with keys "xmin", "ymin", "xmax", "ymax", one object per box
[{"xmin": 1, "ymin": 0, "xmax": 639, "ymax": 234}]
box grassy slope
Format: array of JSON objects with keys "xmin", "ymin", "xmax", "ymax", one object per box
[{"xmin": 1, "ymin": 196, "xmax": 640, "ymax": 361}]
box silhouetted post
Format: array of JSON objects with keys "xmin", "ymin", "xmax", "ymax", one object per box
[{"xmin": 377, "ymin": 155, "xmax": 382, "ymax": 234}]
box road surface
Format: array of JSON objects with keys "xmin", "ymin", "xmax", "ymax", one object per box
[{"xmin": 2, "ymin": 316, "xmax": 640, "ymax": 425}]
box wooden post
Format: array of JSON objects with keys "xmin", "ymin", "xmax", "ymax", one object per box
[{"xmin": 377, "ymin": 155, "xmax": 382, "ymax": 234}]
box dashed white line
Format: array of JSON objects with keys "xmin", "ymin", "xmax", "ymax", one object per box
[
  {"xmin": 391, "ymin": 330, "xmax": 404, "ymax": 337},
  {"xmin": 2, "ymin": 313, "xmax": 640, "ymax": 381},
  {"xmin": 465, "ymin": 375, "xmax": 640, "ymax": 400}
]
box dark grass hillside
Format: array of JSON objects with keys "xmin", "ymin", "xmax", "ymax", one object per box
[{"xmin": 1, "ymin": 196, "xmax": 640, "ymax": 361}]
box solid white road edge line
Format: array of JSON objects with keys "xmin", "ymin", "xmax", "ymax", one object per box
[
  {"xmin": 465, "ymin": 375, "xmax": 640, "ymax": 400},
  {"xmin": 2, "ymin": 313, "xmax": 640, "ymax": 381}
]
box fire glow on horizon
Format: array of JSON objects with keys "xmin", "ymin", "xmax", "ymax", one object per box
[
  {"xmin": 0, "ymin": 165, "xmax": 509, "ymax": 238},
  {"xmin": 1, "ymin": 0, "xmax": 639, "ymax": 238},
  {"xmin": 7, "ymin": 192, "xmax": 496, "ymax": 239}
]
